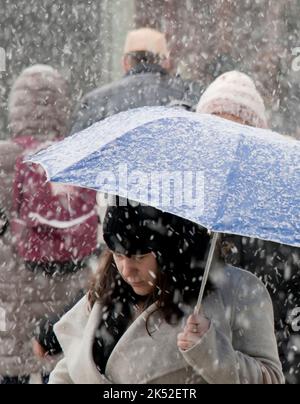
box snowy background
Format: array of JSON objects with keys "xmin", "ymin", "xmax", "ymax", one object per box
[{"xmin": 0, "ymin": 0, "xmax": 300, "ymax": 137}]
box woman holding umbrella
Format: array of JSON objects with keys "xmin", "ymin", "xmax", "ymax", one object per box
[{"xmin": 48, "ymin": 201, "xmax": 284, "ymax": 384}]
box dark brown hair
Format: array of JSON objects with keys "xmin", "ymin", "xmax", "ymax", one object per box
[
  {"xmin": 88, "ymin": 247, "xmax": 213, "ymax": 333},
  {"xmin": 90, "ymin": 203, "xmax": 215, "ymax": 337}
]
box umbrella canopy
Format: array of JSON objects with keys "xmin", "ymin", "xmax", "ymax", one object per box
[{"xmin": 29, "ymin": 106, "xmax": 300, "ymax": 248}]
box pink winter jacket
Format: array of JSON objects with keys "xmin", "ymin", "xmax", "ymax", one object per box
[
  {"xmin": 12, "ymin": 136, "xmax": 98, "ymax": 263},
  {"xmin": 0, "ymin": 139, "xmax": 94, "ymax": 377}
]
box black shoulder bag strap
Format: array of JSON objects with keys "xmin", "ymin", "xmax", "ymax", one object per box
[{"xmin": 0, "ymin": 206, "xmax": 9, "ymax": 236}]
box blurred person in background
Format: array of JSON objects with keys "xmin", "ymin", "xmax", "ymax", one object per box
[
  {"xmin": 197, "ymin": 70, "xmax": 300, "ymax": 384},
  {"xmin": 0, "ymin": 65, "xmax": 98, "ymax": 384},
  {"xmin": 70, "ymin": 27, "xmax": 201, "ymax": 134}
]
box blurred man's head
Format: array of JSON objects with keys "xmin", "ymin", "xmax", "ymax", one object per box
[{"xmin": 122, "ymin": 28, "xmax": 170, "ymax": 73}]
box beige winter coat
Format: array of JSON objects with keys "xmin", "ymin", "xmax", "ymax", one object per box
[{"xmin": 49, "ymin": 264, "xmax": 284, "ymax": 384}]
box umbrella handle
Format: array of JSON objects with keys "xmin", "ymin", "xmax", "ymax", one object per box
[{"xmin": 194, "ymin": 232, "xmax": 219, "ymax": 315}]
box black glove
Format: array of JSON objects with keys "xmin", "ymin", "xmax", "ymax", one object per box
[{"xmin": 34, "ymin": 315, "xmax": 62, "ymax": 356}]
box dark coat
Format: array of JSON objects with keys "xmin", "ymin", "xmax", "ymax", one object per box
[{"xmin": 70, "ymin": 63, "xmax": 202, "ymax": 134}]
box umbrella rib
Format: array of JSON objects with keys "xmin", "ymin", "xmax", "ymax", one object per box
[{"xmin": 213, "ymin": 135, "xmax": 246, "ymax": 227}]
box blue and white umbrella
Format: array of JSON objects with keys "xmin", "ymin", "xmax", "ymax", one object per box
[
  {"xmin": 29, "ymin": 106, "xmax": 300, "ymax": 310},
  {"xmin": 30, "ymin": 106, "xmax": 300, "ymax": 248}
]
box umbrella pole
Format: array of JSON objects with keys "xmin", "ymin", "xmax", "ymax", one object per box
[{"xmin": 194, "ymin": 232, "xmax": 219, "ymax": 315}]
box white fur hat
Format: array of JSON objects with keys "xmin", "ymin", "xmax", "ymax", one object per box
[
  {"xmin": 197, "ymin": 71, "xmax": 268, "ymax": 129},
  {"xmin": 8, "ymin": 64, "xmax": 70, "ymax": 139}
]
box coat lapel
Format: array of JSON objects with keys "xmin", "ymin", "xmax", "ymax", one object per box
[
  {"xmin": 67, "ymin": 302, "xmax": 105, "ymax": 384},
  {"xmin": 105, "ymin": 293, "xmax": 231, "ymax": 384},
  {"xmin": 105, "ymin": 303, "xmax": 187, "ymax": 383}
]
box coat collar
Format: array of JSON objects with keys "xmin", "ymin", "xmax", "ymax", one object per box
[
  {"xmin": 62, "ymin": 290, "xmax": 230, "ymax": 384},
  {"xmin": 65, "ymin": 299, "xmax": 181, "ymax": 384},
  {"xmin": 126, "ymin": 63, "xmax": 168, "ymax": 77},
  {"xmin": 64, "ymin": 298, "xmax": 102, "ymax": 384}
]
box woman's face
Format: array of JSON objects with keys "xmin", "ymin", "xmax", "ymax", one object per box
[{"xmin": 112, "ymin": 252, "xmax": 159, "ymax": 296}]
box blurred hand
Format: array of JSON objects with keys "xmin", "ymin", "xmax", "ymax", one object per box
[
  {"xmin": 32, "ymin": 339, "xmax": 47, "ymax": 358},
  {"xmin": 177, "ymin": 311, "xmax": 210, "ymax": 351}
]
